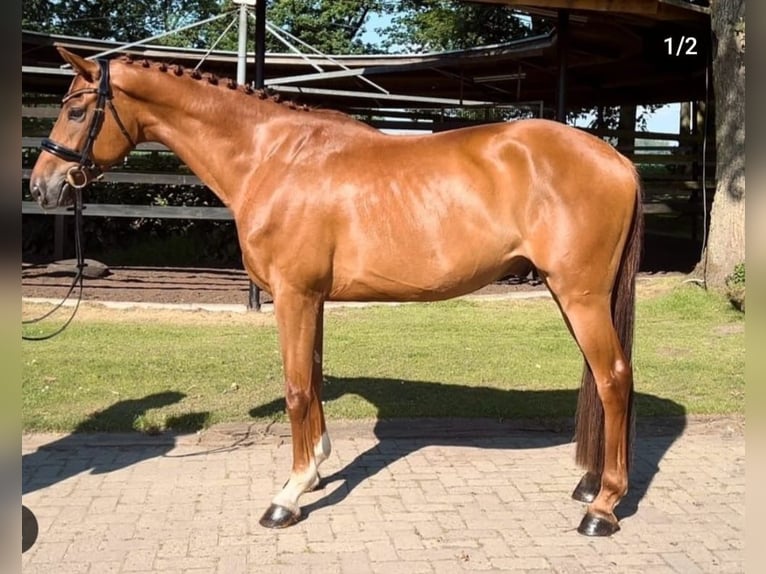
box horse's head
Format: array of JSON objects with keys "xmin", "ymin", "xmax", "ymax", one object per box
[{"xmin": 29, "ymin": 48, "xmax": 137, "ymax": 209}]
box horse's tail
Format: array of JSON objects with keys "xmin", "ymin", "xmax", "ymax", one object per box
[{"xmin": 574, "ymin": 174, "xmax": 643, "ymax": 474}]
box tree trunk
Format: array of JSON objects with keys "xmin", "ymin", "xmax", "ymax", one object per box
[{"xmin": 701, "ymin": 0, "xmax": 745, "ymax": 289}]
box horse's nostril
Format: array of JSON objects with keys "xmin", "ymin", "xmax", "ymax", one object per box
[{"xmin": 29, "ymin": 180, "xmax": 49, "ymax": 206}]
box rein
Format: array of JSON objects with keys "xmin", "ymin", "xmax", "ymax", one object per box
[
  {"xmin": 22, "ymin": 191, "xmax": 86, "ymax": 341},
  {"xmin": 24, "ymin": 58, "xmax": 132, "ymax": 341}
]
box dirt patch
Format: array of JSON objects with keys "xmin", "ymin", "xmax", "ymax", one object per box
[
  {"xmin": 22, "ymin": 265, "xmax": 257, "ymax": 306},
  {"xmin": 713, "ymin": 323, "xmax": 745, "ymax": 335},
  {"xmin": 635, "ymin": 272, "xmax": 694, "ymax": 297},
  {"xmin": 22, "ymin": 261, "xmax": 688, "ymax": 310}
]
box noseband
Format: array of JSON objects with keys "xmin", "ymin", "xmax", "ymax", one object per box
[{"xmin": 41, "ymin": 58, "xmax": 136, "ymax": 188}]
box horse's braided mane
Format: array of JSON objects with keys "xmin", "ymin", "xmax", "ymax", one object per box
[{"xmin": 117, "ymin": 53, "xmax": 312, "ymax": 112}]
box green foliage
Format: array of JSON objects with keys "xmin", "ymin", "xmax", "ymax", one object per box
[
  {"xmin": 21, "ymin": 0, "xmax": 56, "ymax": 33},
  {"xmin": 727, "ymin": 262, "xmax": 745, "ymax": 286},
  {"xmin": 21, "ymin": 0, "xmax": 548, "ymax": 55},
  {"xmin": 268, "ymin": 0, "xmax": 384, "ymax": 54},
  {"xmin": 150, "ymin": 1, "xmax": 239, "ymax": 50},
  {"xmin": 22, "ymin": 0, "xmax": 224, "ymax": 43},
  {"xmin": 379, "ymin": 0, "xmax": 551, "ymax": 53},
  {"xmin": 22, "ymin": 0, "xmax": 382, "ymax": 55},
  {"xmin": 725, "ymin": 262, "xmax": 745, "ymax": 312}
]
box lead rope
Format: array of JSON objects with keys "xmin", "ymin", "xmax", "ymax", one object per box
[{"xmin": 22, "ymin": 190, "xmax": 86, "ymax": 341}]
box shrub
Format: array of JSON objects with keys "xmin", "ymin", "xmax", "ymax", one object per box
[{"xmin": 725, "ymin": 262, "xmax": 745, "ymax": 312}]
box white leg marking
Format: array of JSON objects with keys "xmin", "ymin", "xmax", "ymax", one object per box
[
  {"xmin": 314, "ymin": 431, "xmax": 332, "ymax": 467},
  {"xmin": 272, "ymin": 460, "xmax": 318, "ymax": 515}
]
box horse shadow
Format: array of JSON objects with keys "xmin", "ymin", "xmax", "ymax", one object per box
[
  {"xmin": 22, "ymin": 391, "xmax": 209, "ymax": 496},
  {"xmin": 249, "ymin": 375, "xmax": 686, "ymax": 521}
]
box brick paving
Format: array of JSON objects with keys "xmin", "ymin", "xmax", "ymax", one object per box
[{"xmin": 22, "ymin": 417, "xmax": 744, "ymax": 573}]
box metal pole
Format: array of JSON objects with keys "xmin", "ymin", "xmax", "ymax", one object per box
[
  {"xmin": 556, "ymin": 10, "xmax": 569, "ymax": 123},
  {"xmin": 254, "ymin": 0, "xmax": 266, "ymax": 89},
  {"xmin": 237, "ymin": 1, "xmax": 248, "ymax": 84},
  {"xmin": 248, "ymin": 0, "xmax": 266, "ymax": 310},
  {"xmin": 235, "ymin": 0, "xmax": 263, "ymax": 311}
]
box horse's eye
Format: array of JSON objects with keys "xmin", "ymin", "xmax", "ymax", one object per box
[{"xmin": 68, "ymin": 108, "xmax": 86, "ymax": 121}]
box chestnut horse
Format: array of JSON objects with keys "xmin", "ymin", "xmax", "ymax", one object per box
[{"xmin": 30, "ymin": 48, "xmax": 643, "ymax": 536}]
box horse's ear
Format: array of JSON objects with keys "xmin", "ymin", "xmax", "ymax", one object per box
[{"xmin": 56, "ymin": 47, "xmax": 100, "ymax": 82}]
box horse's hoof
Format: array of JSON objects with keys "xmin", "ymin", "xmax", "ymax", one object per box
[
  {"xmin": 259, "ymin": 504, "xmax": 300, "ymax": 528},
  {"xmin": 577, "ymin": 512, "xmax": 620, "ymax": 536},
  {"xmin": 571, "ymin": 472, "xmax": 600, "ymax": 503}
]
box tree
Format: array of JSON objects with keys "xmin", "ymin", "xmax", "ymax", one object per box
[
  {"xmin": 700, "ymin": 0, "xmax": 745, "ymax": 290},
  {"xmin": 267, "ymin": 0, "xmax": 384, "ymax": 54},
  {"xmin": 21, "ymin": 0, "xmax": 57, "ymax": 32},
  {"xmin": 380, "ymin": 0, "xmax": 550, "ymax": 53},
  {"xmin": 22, "ymin": 1, "xmax": 222, "ymax": 43},
  {"xmin": 149, "ymin": 1, "xmax": 384, "ymax": 55},
  {"xmin": 22, "ymin": 1, "xmax": 381, "ymax": 55}
]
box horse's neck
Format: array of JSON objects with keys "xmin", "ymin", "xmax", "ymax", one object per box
[{"xmin": 127, "ymin": 70, "xmax": 287, "ymax": 207}]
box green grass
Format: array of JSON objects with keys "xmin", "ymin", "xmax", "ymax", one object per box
[
  {"xmin": 21, "ymin": 279, "xmax": 744, "ymax": 433},
  {"xmin": 632, "ymin": 283, "xmax": 745, "ymax": 415}
]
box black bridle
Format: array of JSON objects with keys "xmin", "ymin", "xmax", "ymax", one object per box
[
  {"xmin": 23, "ymin": 58, "xmax": 134, "ymax": 341},
  {"xmin": 40, "ymin": 58, "xmax": 136, "ymax": 188}
]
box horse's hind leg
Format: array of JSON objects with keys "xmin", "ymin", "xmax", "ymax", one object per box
[
  {"xmin": 309, "ymin": 307, "xmax": 332, "ymax": 484},
  {"xmin": 260, "ymin": 287, "xmax": 326, "ymax": 528},
  {"xmin": 571, "ymin": 470, "xmax": 601, "ymax": 504},
  {"xmin": 555, "ymin": 293, "xmax": 633, "ymax": 536}
]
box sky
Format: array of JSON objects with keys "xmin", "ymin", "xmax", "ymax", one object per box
[
  {"xmin": 641, "ymin": 103, "xmax": 681, "ymax": 134},
  {"xmin": 361, "ymin": 11, "xmax": 394, "ymax": 46}
]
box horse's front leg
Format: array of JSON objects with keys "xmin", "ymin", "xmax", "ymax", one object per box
[{"xmin": 260, "ymin": 287, "xmax": 326, "ymax": 528}]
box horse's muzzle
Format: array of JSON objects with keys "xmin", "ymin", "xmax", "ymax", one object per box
[{"xmin": 29, "ymin": 175, "xmax": 73, "ymax": 210}]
